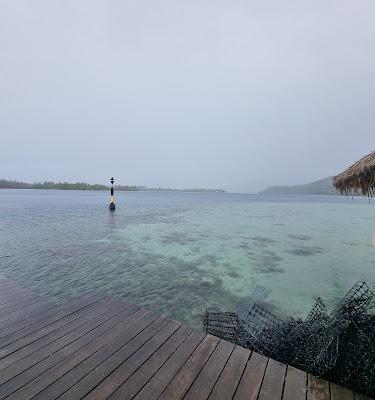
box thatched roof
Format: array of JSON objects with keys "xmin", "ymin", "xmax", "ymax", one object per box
[{"xmin": 333, "ymin": 150, "xmax": 375, "ymax": 197}]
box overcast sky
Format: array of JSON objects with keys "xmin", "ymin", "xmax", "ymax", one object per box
[{"xmin": 0, "ymin": 1, "xmax": 374, "ymax": 192}]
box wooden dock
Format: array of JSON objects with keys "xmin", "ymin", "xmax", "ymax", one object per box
[{"xmin": 0, "ymin": 277, "xmax": 371, "ymax": 400}]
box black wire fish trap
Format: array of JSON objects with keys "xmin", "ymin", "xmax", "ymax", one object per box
[
  {"xmin": 203, "ymin": 311, "xmax": 239, "ymax": 342},
  {"xmin": 203, "ymin": 281, "xmax": 375, "ymax": 397}
]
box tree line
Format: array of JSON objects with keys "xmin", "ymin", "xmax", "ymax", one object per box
[
  {"xmin": 0, "ymin": 180, "xmax": 139, "ymax": 191},
  {"xmin": 0, "ymin": 179, "xmax": 225, "ymax": 192}
]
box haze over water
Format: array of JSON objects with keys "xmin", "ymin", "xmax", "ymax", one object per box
[{"xmin": 1, "ymin": 189, "xmax": 374, "ymax": 328}]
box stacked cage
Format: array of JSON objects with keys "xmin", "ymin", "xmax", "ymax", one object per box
[{"xmin": 203, "ymin": 282, "xmax": 375, "ymax": 397}]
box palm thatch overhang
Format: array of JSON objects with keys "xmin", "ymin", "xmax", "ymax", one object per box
[{"xmin": 333, "ymin": 150, "xmax": 375, "ymax": 197}]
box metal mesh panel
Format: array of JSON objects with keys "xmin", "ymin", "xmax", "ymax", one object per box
[
  {"xmin": 203, "ymin": 310, "xmax": 240, "ymax": 342},
  {"xmin": 203, "ymin": 281, "xmax": 375, "ymax": 397}
]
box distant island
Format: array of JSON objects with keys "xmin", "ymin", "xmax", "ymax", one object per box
[
  {"xmin": 0, "ymin": 179, "xmax": 225, "ymax": 193},
  {"xmin": 259, "ymin": 177, "xmax": 338, "ymax": 195}
]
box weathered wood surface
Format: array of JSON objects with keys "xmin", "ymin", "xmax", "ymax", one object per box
[{"xmin": 0, "ymin": 278, "xmax": 371, "ymax": 400}]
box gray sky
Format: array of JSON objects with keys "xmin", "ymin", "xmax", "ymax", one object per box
[{"xmin": 1, "ymin": 1, "xmax": 374, "ymax": 192}]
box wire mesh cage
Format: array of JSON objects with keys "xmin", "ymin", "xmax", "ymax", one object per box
[
  {"xmin": 203, "ymin": 282, "xmax": 375, "ymax": 397},
  {"xmin": 203, "ymin": 311, "xmax": 239, "ymax": 342}
]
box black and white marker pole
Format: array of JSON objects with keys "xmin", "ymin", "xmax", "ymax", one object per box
[{"xmin": 109, "ymin": 177, "xmax": 115, "ymax": 211}]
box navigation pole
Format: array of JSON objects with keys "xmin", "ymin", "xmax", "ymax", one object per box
[{"xmin": 109, "ymin": 177, "xmax": 115, "ymax": 211}]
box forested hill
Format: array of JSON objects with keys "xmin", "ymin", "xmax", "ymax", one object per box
[{"xmin": 259, "ymin": 177, "xmax": 337, "ymax": 195}]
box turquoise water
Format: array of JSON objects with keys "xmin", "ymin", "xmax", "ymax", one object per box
[{"xmin": 0, "ymin": 189, "xmax": 374, "ymax": 328}]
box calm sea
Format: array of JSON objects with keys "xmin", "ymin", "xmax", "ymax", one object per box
[{"xmin": 0, "ymin": 189, "xmax": 374, "ymax": 328}]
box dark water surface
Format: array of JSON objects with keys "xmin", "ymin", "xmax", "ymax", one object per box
[{"xmin": 0, "ymin": 189, "xmax": 374, "ymax": 328}]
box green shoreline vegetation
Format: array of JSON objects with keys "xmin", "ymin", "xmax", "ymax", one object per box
[{"xmin": 0, "ymin": 179, "xmax": 225, "ymax": 193}]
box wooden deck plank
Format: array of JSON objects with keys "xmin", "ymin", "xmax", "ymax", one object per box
[
  {"xmin": 0, "ymin": 285, "xmax": 18, "ymax": 295},
  {"xmin": 0, "ymin": 280, "xmax": 29, "ymax": 290},
  {"xmin": 0, "ymin": 286, "xmax": 27, "ymax": 295},
  {"xmin": 0, "ymin": 304, "xmax": 142, "ymax": 399},
  {"xmin": 0, "ymin": 293, "xmax": 106, "ymax": 342},
  {"xmin": 0, "ymin": 305, "xmax": 57, "ymax": 339},
  {"xmin": 0, "ymin": 279, "xmax": 15, "ymax": 287},
  {"xmin": 0, "ymin": 292, "xmax": 99, "ymax": 339},
  {"xmin": 0, "ymin": 296, "xmax": 107, "ymax": 351},
  {"xmin": 82, "ymin": 320, "xmax": 181, "ymax": 400},
  {"xmin": 52, "ymin": 315, "xmax": 170, "ymax": 400},
  {"xmin": 0, "ymin": 283, "xmax": 25, "ymax": 296},
  {"xmin": 0, "ymin": 298, "xmax": 123, "ymax": 370},
  {"xmin": 0, "ymin": 282, "xmax": 34, "ymax": 297},
  {"xmin": 307, "ymin": 374, "xmax": 331, "ymax": 400},
  {"xmin": 233, "ymin": 351, "xmax": 268, "ymax": 400},
  {"xmin": 0, "ymin": 278, "xmax": 20, "ymax": 286},
  {"xmin": 0, "ymin": 289, "xmax": 34, "ymax": 304},
  {"xmin": 0, "ymin": 301, "xmax": 135, "ymax": 387},
  {"xmin": 258, "ymin": 358, "xmax": 287, "ymax": 400},
  {"xmin": 0, "ymin": 303, "xmax": 53, "ymax": 328},
  {"xmin": 282, "ymin": 366, "xmax": 307, "ymax": 400},
  {"xmin": 0, "ymin": 290, "xmax": 43, "ymax": 312},
  {"xmin": 0, "ymin": 292, "xmax": 39, "ymax": 308},
  {"xmin": 107, "ymin": 325, "xmax": 193, "ymax": 400},
  {"xmin": 183, "ymin": 339, "xmax": 234, "ymax": 400},
  {"xmin": 0, "ymin": 278, "xmax": 369, "ymax": 400},
  {"xmin": 0, "ymin": 287, "xmax": 15, "ymax": 297},
  {"xmin": 0, "ymin": 294, "xmax": 107, "ymax": 361},
  {"xmin": 208, "ymin": 345, "xmax": 250, "ymax": 400},
  {"xmin": 6, "ymin": 312, "xmax": 161, "ymax": 400},
  {"xmin": 0, "ymin": 301, "xmax": 53, "ymax": 331},
  {"xmin": 331, "ymin": 383, "xmax": 355, "ymax": 400},
  {"xmin": 158, "ymin": 335, "xmax": 220, "ymax": 400},
  {"xmin": 0, "ymin": 283, "xmax": 18, "ymax": 292},
  {"xmin": 0, "ymin": 297, "xmax": 44, "ymax": 319},
  {"xmin": 0, "ymin": 289, "xmax": 29, "ymax": 302},
  {"xmin": 133, "ymin": 330, "xmax": 206, "ymax": 400},
  {"xmin": 0, "ymin": 297, "xmax": 107, "ymax": 371}
]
